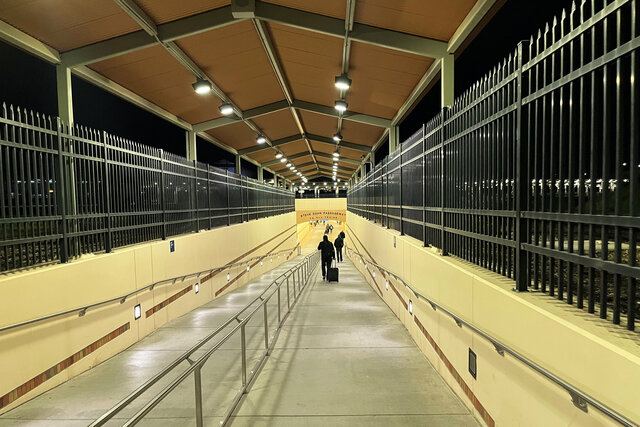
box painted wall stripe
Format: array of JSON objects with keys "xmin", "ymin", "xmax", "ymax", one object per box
[
  {"xmin": 0, "ymin": 322, "xmax": 130, "ymax": 410},
  {"xmin": 145, "ymin": 285, "xmax": 193, "ymax": 318},
  {"xmin": 415, "ymin": 316, "xmax": 495, "ymax": 427}
]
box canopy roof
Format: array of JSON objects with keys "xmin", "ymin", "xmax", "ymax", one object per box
[{"xmin": 0, "ymin": 0, "xmax": 500, "ymax": 181}]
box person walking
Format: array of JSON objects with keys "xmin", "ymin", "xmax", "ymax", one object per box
[
  {"xmin": 334, "ymin": 233, "xmax": 344, "ymax": 263},
  {"xmin": 317, "ymin": 235, "xmax": 335, "ymax": 281}
]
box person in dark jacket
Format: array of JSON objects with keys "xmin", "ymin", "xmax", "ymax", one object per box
[
  {"xmin": 334, "ymin": 234, "xmax": 344, "ymax": 262},
  {"xmin": 339, "ymin": 230, "xmax": 345, "ymax": 239},
  {"xmin": 317, "ymin": 235, "xmax": 335, "ymax": 281}
]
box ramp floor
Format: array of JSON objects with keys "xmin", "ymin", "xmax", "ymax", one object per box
[{"xmin": 228, "ymin": 257, "xmax": 478, "ymax": 426}]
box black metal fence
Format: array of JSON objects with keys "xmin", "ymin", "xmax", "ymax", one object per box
[
  {"xmin": 0, "ymin": 104, "xmax": 294, "ymax": 273},
  {"xmin": 348, "ymin": 0, "xmax": 640, "ymax": 332}
]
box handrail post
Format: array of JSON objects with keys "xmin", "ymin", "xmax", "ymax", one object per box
[
  {"xmin": 193, "ymin": 160, "xmax": 199, "ymax": 233},
  {"xmin": 263, "ymin": 303, "xmax": 269, "ymax": 352},
  {"xmin": 240, "ymin": 324, "xmax": 247, "ymax": 387},
  {"xmin": 286, "ymin": 277, "xmax": 290, "ymax": 310},
  {"xmin": 277, "ymin": 286, "xmax": 281, "ymax": 324},
  {"xmin": 193, "ymin": 366, "xmax": 204, "ymax": 427},
  {"xmin": 207, "ymin": 166, "xmax": 212, "ymax": 230}
]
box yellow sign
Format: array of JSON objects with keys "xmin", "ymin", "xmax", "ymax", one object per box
[{"xmin": 296, "ymin": 210, "xmax": 346, "ymax": 223}]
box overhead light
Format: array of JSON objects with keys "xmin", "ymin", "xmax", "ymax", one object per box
[
  {"xmin": 337, "ymin": 179, "xmax": 341, "ymax": 182},
  {"xmin": 219, "ymin": 103, "xmax": 233, "ymax": 115},
  {"xmin": 332, "ymin": 177, "xmax": 336, "ymax": 181},
  {"xmin": 293, "ymin": 169, "xmax": 298, "ymax": 172},
  {"xmin": 286, "ymin": 162, "xmax": 291, "ymax": 167},
  {"xmin": 281, "ymin": 158, "xmax": 287, "ymax": 163},
  {"xmin": 276, "ymin": 153, "xmax": 283, "ymax": 159},
  {"xmin": 334, "ymin": 99, "xmax": 348, "ymax": 112},
  {"xmin": 192, "ymin": 79, "xmax": 212, "ymax": 94},
  {"xmin": 333, "ymin": 132, "xmax": 342, "ymax": 142},
  {"xmin": 333, "ymin": 150, "xmax": 340, "ymax": 158},
  {"xmin": 334, "ymin": 73, "xmax": 352, "ymax": 90},
  {"xmin": 289, "ymin": 166, "xmax": 294, "ymax": 170},
  {"xmin": 256, "ymin": 135, "xmax": 266, "ymax": 144}
]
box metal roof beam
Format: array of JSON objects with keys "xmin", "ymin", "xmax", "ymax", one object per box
[
  {"xmin": 193, "ymin": 99, "xmax": 290, "ymax": 132},
  {"xmin": 253, "ymin": 18, "xmax": 319, "ymax": 171},
  {"xmin": 263, "ymin": 151, "xmax": 309, "ymax": 167},
  {"xmin": 61, "ymin": 6, "xmax": 239, "ymax": 67},
  {"xmin": 313, "ymin": 152, "xmax": 360, "ymax": 165},
  {"xmin": 292, "ymin": 100, "xmax": 391, "ymax": 128},
  {"xmin": 254, "ymin": 2, "xmax": 447, "ymax": 58},
  {"xmin": 239, "ymin": 134, "xmax": 303, "ymax": 154},
  {"xmin": 306, "ymin": 133, "xmax": 371, "ymax": 152}
]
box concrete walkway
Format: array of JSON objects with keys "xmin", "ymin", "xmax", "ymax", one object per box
[
  {"xmin": 1, "ymin": 221, "xmax": 477, "ymax": 426},
  {"xmin": 228, "ymin": 257, "xmax": 478, "ymax": 427}
]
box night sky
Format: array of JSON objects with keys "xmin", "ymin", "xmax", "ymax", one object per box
[{"xmin": 0, "ymin": 0, "xmax": 574, "ymax": 177}]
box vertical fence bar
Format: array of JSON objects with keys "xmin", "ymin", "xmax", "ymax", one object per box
[
  {"xmin": 226, "ymin": 170, "xmax": 231, "ymax": 227},
  {"xmin": 55, "ymin": 118, "xmax": 69, "ymax": 263},
  {"xmin": 193, "ymin": 160, "xmax": 199, "ymax": 233},
  {"xmin": 240, "ymin": 324, "xmax": 247, "ymax": 387},
  {"xmin": 515, "ymin": 42, "xmax": 529, "ymax": 292},
  {"xmin": 102, "ymin": 131, "xmax": 112, "ymax": 253},
  {"xmin": 159, "ymin": 149, "xmax": 167, "ymax": 240},
  {"xmin": 441, "ymin": 109, "xmax": 448, "ymax": 256},
  {"xmin": 263, "ymin": 302, "xmax": 269, "ymax": 352}
]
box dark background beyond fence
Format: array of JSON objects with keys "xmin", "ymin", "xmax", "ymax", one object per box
[
  {"xmin": 348, "ymin": 0, "xmax": 639, "ymax": 333},
  {"xmin": 0, "ymin": 107, "xmax": 294, "ymax": 273}
]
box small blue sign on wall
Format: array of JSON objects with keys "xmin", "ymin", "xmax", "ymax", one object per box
[{"xmin": 170, "ymin": 240, "xmax": 175, "ymax": 252}]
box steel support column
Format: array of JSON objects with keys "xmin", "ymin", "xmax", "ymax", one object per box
[
  {"xmin": 186, "ymin": 130, "xmax": 197, "ymax": 161},
  {"xmin": 257, "ymin": 166, "xmax": 264, "ymax": 182},
  {"xmin": 235, "ymin": 155, "xmax": 242, "ymax": 176},
  {"xmin": 389, "ymin": 126, "xmax": 399, "ymax": 153},
  {"xmin": 441, "ymin": 54, "xmax": 455, "ymax": 108},
  {"xmin": 56, "ymin": 65, "xmax": 74, "ymax": 125}
]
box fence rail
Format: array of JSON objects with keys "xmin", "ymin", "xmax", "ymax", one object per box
[
  {"xmin": 0, "ymin": 106, "xmax": 294, "ymax": 273},
  {"xmin": 348, "ymin": 0, "xmax": 640, "ymax": 332}
]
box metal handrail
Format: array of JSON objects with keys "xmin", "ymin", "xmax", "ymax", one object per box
[
  {"xmin": 90, "ymin": 250, "xmax": 321, "ymax": 427},
  {"xmin": 344, "ymin": 246, "xmax": 637, "ymax": 427},
  {"xmin": 0, "ymin": 245, "xmax": 300, "ymax": 333}
]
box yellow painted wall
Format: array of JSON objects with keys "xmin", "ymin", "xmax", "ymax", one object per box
[
  {"xmin": 0, "ymin": 212, "xmax": 298, "ymax": 414},
  {"xmin": 295, "ymin": 198, "xmax": 347, "ymax": 211},
  {"xmin": 345, "ymin": 212, "xmax": 640, "ymax": 426}
]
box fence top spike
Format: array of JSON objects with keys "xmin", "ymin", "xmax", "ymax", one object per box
[
  {"xmin": 552, "ymin": 16, "xmax": 557, "ymax": 27},
  {"xmin": 544, "ymin": 22, "xmax": 549, "ymax": 33},
  {"xmin": 561, "ymin": 8, "xmax": 566, "ymax": 20}
]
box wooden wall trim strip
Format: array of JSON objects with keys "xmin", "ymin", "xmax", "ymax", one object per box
[
  {"xmin": 199, "ymin": 224, "xmax": 296, "ymax": 285},
  {"xmin": 0, "ymin": 322, "xmax": 130, "ymax": 410},
  {"xmin": 344, "ymin": 224, "xmax": 391, "ymax": 298},
  {"xmin": 215, "ymin": 230, "xmax": 297, "ymax": 297},
  {"xmin": 415, "ymin": 315, "xmax": 495, "ymax": 427},
  {"xmin": 145, "ymin": 285, "xmax": 193, "ymax": 318}
]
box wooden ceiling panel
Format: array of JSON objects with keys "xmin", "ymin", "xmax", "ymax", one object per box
[
  {"xmin": 355, "ymin": 0, "xmax": 476, "ymax": 41},
  {"xmin": 206, "ymin": 121, "xmax": 258, "ymax": 150},
  {"xmin": 248, "ymin": 148, "xmax": 278, "ymax": 164},
  {"xmin": 340, "ymin": 120, "xmax": 384, "ymax": 146},
  {"xmin": 309, "ymin": 141, "xmax": 335, "ymax": 155},
  {"xmin": 0, "ymin": 0, "xmax": 140, "ymax": 51},
  {"xmin": 251, "ymin": 109, "xmax": 300, "ymax": 141},
  {"xmin": 268, "ymin": 23, "xmax": 343, "ymax": 109},
  {"xmin": 347, "ymin": 41, "xmax": 433, "ymax": 119},
  {"xmin": 136, "ymin": 0, "xmax": 229, "ymax": 24},
  {"xmin": 262, "ymin": 0, "xmax": 345, "ymax": 20},
  {"xmin": 279, "ymin": 140, "xmax": 309, "ymax": 157},
  {"xmin": 90, "ymin": 45, "xmax": 223, "ymax": 125},
  {"xmin": 336, "ymin": 146, "xmax": 364, "ymax": 160},
  {"xmin": 177, "ymin": 21, "xmax": 284, "ymax": 111},
  {"xmin": 297, "ymin": 110, "xmax": 338, "ymax": 139}
]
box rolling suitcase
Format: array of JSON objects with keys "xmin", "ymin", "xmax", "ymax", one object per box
[{"xmin": 327, "ymin": 260, "xmax": 339, "ymax": 282}]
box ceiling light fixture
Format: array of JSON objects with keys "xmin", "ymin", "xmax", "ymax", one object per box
[
  {"xmin": 333, "ymin": 132, "xmax": 342, "ymax": 142},
  {"xmin": 281, "ymin": 158, "xmax": 287, "ymax": 163},
  {"xmin": 286, "ymin": 163, "xmax": 291, "ymax": 167},
  {"xmin": 333, "ymin": 150, "xmax": 340, "ymax": 158},
  {"xmin": 334, "ymin": 99, "xmax": 348, "ymax": 113},
  {"xmin": 219, "ymin": 103, "xmax": 233, "ymax": 115},
  {"xmin": 192, "ymin": 79, "xmax": 212, "ymax": 94},
  {"xmin": 334, "ymin": 73, "xmax": 352, "ymax": 90},
  {"xmin": 276, "ymin": 153, "xmax": 283, "ymax": 159},
  {"xmin": 256, "ymin": 135, "xmax": 266, "ymax": 144}
]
